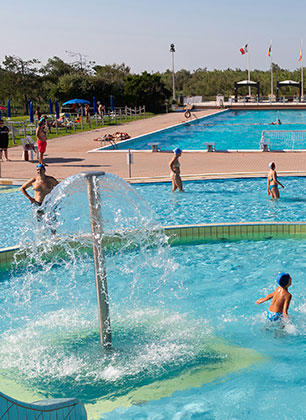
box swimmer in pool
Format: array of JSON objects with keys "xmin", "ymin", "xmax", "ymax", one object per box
[
  {"xmin": 20, "ymin": 164, "xmax": 59, "ymax": 206},
  {"xmin": 267, "ymin": 161, "xmax": 284, "ymax": 199},
  {"xmin": 256, "ymin": 273, "xmax": 292, "ymax": 321},
  {"xmin": 169, "ymin": 148, "xmax": 184, "ymax": 192}
]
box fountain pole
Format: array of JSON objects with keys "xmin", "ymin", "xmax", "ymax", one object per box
[{"xmin": 81, "ymin": 171, "xmax": 112, "ymax": 348}]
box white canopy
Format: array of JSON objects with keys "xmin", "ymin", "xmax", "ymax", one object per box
[
  {"xmin": 236, "ymin": 80, "xmax": 258, "ymax": 85},
  {"xmin": 278, "ymin": 80, "xmax": 299, "ymax": 85}
]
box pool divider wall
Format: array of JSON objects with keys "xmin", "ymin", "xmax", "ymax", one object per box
[
  {"xmin": 165, "ymin": 221, "xmax": 306, "ymax": 245},
  {"xmin": 1, "ymin": 222, "xmax": 306, "ymax": 267}
]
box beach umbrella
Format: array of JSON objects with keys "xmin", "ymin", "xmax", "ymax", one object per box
[
  {"xmin": 55, "ymin": 100, "xmax": 60, "ymax": 119},
  {"xmin": 7, "ymin": 100, "xmax": 11, "ymax": 118},
  {"xmin": 110, "ymin": 95, "xmax": 114, "ymax": 111},
  {"xmin": 93, "ymin": 96, "xmax": 97, "ymax": 114},
  {"xmin": 29, "ymin": 101, "xmax": 34, "ymax": 123},
  {"xmin": 0, "ymin": 106, "xmax": 6, "ymax": 110},
  {"xmin": 62, "ymin": 99, "xmax": 90, "ymax": 106},
  {"xmin": 48, "ymin": 98, "xmax": 53, "ymax": 114}
]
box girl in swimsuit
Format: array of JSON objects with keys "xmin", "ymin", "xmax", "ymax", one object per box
[
  {"xmin": 267, "ymin": 161, "xmax": 284, "ymax": 199},
  {"xmin": 169, "ymin": 148, "xmax": 183, "ymax": 192}
]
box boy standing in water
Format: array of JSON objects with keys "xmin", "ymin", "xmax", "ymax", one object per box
[{"xmin": 256, "ymin": 273, "xmax": 292, "ymax": 321}]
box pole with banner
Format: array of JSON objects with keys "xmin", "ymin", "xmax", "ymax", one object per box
[
  {"xmin": 247, "ymin": 43, "xmax": 251, "ymax": 96},
  {"xmin": 240, "ymin": 42, "xmax": 250, "ymax": 96},
  {"xmin": 268, "ymin": 41, "xmax": 273, "ymax": 99},
  {"xmin": 299, "ymin": 40, "xmax": 303, "ymax": 101}
]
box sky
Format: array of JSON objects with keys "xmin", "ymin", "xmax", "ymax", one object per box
[{"xmin": 2, "ymin": 0, "xmax": 306, "ymax": 74}]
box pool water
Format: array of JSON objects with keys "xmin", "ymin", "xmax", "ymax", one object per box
[
  {"xmin": 108, "ymin": 109, "xmax": 306, "ymax": 150},
  {"xmin": 1, "ymin": 173, "xmax": 305, "ymax": 419},
  {"xmin": 2, "ymin": 177, "xmax": 306, "ymax": 248},
  {"xmin": 135, "ymin": 177, "xmax": 306, "ymax": 226},
  {"xmin": 1, "ymin": 238, "xmax": 305, "ymax": 419}
]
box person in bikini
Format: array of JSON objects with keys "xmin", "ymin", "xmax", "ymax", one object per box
[
  {"xmin": 169, "ymin": 148, "xmax": 183, "ymax": 192},
  {"xmin": 20, "ymin": 164, "xmax": 59, "ymax": 206},
  {"xmin": 267, "ymin": 161, "xmax": 284, "ymax": 199},
  {"xmin": 36, "ymin": 118, "xmax": 48, "ymax": 166},
  {"xmin": 256, "ymin": 273, "xmax": 292, "ymax": 322}
]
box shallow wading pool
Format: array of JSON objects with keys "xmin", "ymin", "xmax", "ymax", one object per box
[
  {"xmin": 0, "ymin": 172, "xmax": 305, "ymax": 419},
  {"xmin": 0, "ymin": 238, "xmax": 306, "ymax": 419}
]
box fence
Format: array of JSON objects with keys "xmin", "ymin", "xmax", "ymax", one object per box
[
  {"xmin": 5, "ymin": 106, "xmax": 146, "ymax": 145},
  {"xmin": 260, "ymin": 130, "xmax": 306, "ymax": 150}
]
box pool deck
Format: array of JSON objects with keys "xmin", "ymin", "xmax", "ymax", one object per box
[{"xmin": 2, "ymin": 108, "xmax": 306, "ymax": 184}]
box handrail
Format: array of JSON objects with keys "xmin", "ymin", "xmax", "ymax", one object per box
[{"xmin": 0, "ymin": 390, "xmax": 87, "ymax": 419}]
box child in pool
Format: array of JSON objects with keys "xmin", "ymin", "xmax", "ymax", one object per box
[{"xmin": 256, "ymin": 273, "xmax": 292, "ymax": 321}]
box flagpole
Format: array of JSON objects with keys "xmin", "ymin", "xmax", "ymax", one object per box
[
  {"xmin": 270, "ymin": 40, "xmax": 273, "ymax": 99},
  {"xmin": 301, "ymin": 40, "xmax": 304, "ymax": 101},
  {"xmin": 247, "ymin": 41, "xmax": 251, "ymax": 96}
]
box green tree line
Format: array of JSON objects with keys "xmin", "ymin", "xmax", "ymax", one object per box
[
  {"xmin": 0, "ymin": 56, "xmax": 304, "ymax": 114},
  {"xmin": 160, "ymin": 64, "xmax": 303, "ymax": 98}
]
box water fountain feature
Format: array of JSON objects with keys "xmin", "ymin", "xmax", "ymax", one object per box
[{"xmin": 82, "ymin": 171, "xmax": 111, "ymax": 348}]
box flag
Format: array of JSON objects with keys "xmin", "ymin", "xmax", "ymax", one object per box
[
  {"xmin": 268, "ymin": 44, "xmax": 272, "ymax": 57},
  {"xmin": 299, "ymin": 48, "xmax": 303, "ymax": 62},
  {"xmin": 240, "ymin": 43, "xmax": 248, "ymax": 55}
]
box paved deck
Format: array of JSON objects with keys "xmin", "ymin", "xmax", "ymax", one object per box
[{"xmin": 1, "ymin": 109, "xmax": 306, "ymax": 184}]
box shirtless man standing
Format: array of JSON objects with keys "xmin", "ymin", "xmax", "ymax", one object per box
[
  {"xmin": 36, "ymin": 118, "xmax": 48, "ymax": 166},
  {"xmin": 20, "ymin": 164, "xmax": 59, "ymax": 206}
]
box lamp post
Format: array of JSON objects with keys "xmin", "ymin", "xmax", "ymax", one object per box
[
  {"xmin": 170, "ymin": 43, "xmax": 176, "ymax": 103},
  {"xmin": 65, "ymin": 50, "xmax": 87, "ymax": 71}
]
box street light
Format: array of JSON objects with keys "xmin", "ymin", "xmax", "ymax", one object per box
[
  {"xmin": 65, "ymin": 50, "xmax": 87, "ymax": 70},
  {"xmin": 170, "ymin": 43, "xmax": 176, "ymax": 102}
]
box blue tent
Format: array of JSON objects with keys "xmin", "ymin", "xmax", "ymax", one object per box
[
  {"xmin": 7, "ymin": 100, "xmax": 11, "ymax": 118},
  {"xmin": 110, "ymin": 95, "xmax": 114, "ymax": 111},
  {"xmin": 29, "ymin": 101, "xmax": 34, "ymax": 123},
  {"xmin": 55, "ymin": 100, "xmax": 60, "ymax": 119},
  {"xmin": 48, "ymin": 98, "xmax": 53, "ymax": 114},
  {"xmin": 62, "ymin": 99, "xmax": 90, "ymax": 106},
  {"xmin": 93, "ymin": 96, "xmax": 97, "ymax": 114}
]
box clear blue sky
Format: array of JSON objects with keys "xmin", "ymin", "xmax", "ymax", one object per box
[{"xmin": 2, "ymin": 0, "xmax": 306, "ymax": 73}]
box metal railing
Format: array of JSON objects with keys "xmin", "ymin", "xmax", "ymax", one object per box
[
  {"xmin": 0, "ymin": 390, "xmax": 87, "ymax": 419},
  {"xmin": 5, "ymin": 105, "xmax": 146, "ymax": 144}
]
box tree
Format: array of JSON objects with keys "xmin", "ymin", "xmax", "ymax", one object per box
[
  {"xmin": 124, "ymin": 72, "xmax": 171, "ymax": 113},
  {"xmin": 40, "ymin": 56, "xmax": 74, "ymax": 81},
  {"xmin": 2, "ymin": 55, "xmax": 40, "ymax": 113},
  {"xmin": 93, "ymin": 63, "xmax": 130, "ymax": 85},
  {"xmin": 52, "ymin": 73, "xmax": 94, "ymax": 101}
]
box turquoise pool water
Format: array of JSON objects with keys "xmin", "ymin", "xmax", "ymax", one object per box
[
  {"xmin": 0, "ymin": 174, "xmax": 305, "ymax": 419},
  {"xmin": 1, "ymin": 176, "xmax": 306, "ymax": 247},
  {"xmin": 106, "ymin": 109, "xmax": 306, "ymax": 150},
  {"xmin": 1, "ymin": 238, "xmax": 305, "ymax": 419}
]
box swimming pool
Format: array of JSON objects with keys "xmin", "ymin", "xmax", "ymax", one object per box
[
  {"xmin": 1, "ymin": 238, "xmax": 305, "ymax": 419},
  {"xmin": 101, "ymin": 109, "xmax": 306, "ymax": 150},
  {"xmin": 1, "ymin": 173, "xmax": 305, "ymax": 419},
  {"xmin": 2, "ymin": 176, "xmax": 306, "ymax": 248}
]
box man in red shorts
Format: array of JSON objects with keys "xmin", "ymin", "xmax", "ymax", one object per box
[{"xmin": 36, "ymin": 117, "xmax": 48, "ymax": 165}]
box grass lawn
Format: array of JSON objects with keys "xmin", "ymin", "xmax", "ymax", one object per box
[{"xmin": 4, "ymin": 113, "xmax": 155, "ymax": 147}]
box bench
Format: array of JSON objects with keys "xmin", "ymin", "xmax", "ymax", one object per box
[
  {"xmin": 148, "ymin": 142, "xmax": 161, "ymax": 152},
  {"xmin": 204, "ymin": 142, "xmax": 216, "ymax": 152}
]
